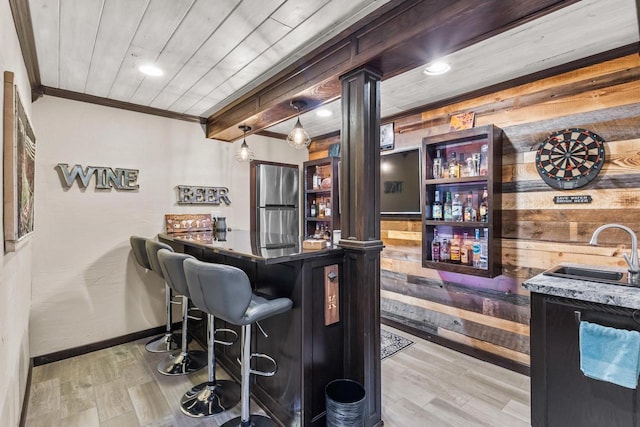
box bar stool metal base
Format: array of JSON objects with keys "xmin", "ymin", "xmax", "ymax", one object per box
[
  {"xmin": 180, "ymin": 380, "xmax": 241, "ymax": 418},
  {"xmin": 145, "ymin": 332, "xmax": 182, "ymax": 353},
  {"xmin": 157, "ymin": 350, "xmax": 207, "ymax": 376},
  {"xmin": 221, "ymin": 414, "xmax": 276, "ymax": 427}
]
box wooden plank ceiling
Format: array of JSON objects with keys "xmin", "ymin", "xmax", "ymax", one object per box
[
  {"xmin": 27, "ymin": 0, "xmax": 639, "ymax": 140},
  {"xmin": 28, "ymin": 0, "xmax": 389, "ymax": 117}
]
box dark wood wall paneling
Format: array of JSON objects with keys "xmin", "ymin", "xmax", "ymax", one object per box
[{"xmin": 309, "ymin": 54, "xmax": 640, "ymax": 371}]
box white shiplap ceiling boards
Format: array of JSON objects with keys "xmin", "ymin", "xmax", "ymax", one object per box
[
  {"xmin": 29, "ymin": 0, "xmax": 390, "ymax": 118},
  {"xmin": 28, "ymin": 0, "xmax": 639, "ymax": 139}
]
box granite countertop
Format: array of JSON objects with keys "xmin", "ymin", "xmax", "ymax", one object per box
[{"xmin": 523, "ymin": 263, "xmax": 640, "ymax": 310}]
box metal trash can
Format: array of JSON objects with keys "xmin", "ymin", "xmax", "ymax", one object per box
[{"xmin": 325, "ymin": 379, "xmax": 366, "ymax": 427}]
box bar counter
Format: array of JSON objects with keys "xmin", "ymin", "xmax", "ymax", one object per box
[{"xmin": 159, "ymin": 231, "xmax": 346, "ymax": 426}]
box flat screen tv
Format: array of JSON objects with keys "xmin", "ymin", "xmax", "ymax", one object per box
[{"xmin": 380, "ymin": 148, "xmax": 421, "ymax": 216}]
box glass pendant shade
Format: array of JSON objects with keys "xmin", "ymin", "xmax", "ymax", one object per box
[
  {"xmin": 235, "ymin": 125, "xmax": 254, "ymax": 162},
  {"xmin": 287, "ymin": 118, "xmax": 311, "ymax": 149}
]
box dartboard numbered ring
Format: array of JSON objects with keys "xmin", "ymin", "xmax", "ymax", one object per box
[{"xmin": 535, "ymin": 128, "xmax": 605, "ymax": 190}]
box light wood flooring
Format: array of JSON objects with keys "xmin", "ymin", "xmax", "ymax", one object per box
[{"xmin": 25, "ymin": 326, "xmax": 530, "ymax": 426}]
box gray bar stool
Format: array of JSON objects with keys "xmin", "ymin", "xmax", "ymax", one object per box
[
  {"xmin": 144, "ymin": 240, "xmax": 182, "ymax": 353},
  {"xmin": 156, "ymin": 249, "xmax": 207, "ymax": 375},
  {"xmin": 183, "ymin": 258, "xmax": 293, "ymax": 427}
]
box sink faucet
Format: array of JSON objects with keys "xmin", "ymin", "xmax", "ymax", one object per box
[{"xmin": 590, "ymin": 224, "xmax": 639, "ymax": 284}]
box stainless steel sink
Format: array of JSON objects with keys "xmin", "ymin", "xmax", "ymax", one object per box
[{"xmin": 543, "ymin": 265, "xmax": 630, "ymax": 286}]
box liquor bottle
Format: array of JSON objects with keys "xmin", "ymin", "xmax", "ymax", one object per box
[
  {"xmin": 432, "ymin": 191, "xmax": 443, "ymax": 220},
  {"xmin": 479, "ymin": 188, "xmax": 489, "ymax": 222},
  {"xmin": 452, "ymin": 193, "xmax": 463, "ymax": 222},
  {"xmin": 479, "ymin": 144, "xmax": 489, "ymax": 176},
  {"xmin": 448, "ymin": 152, "xmax": 459, "ymax": 178},
  {"xmin": 431, "ymin": 229, "xmax": 441, "ymax": 262},
  {"xmin": 480, "ymin": 228, "xmax": 489, "ymax": 269},
  {"xmin": 440, "ymin": 238, "xmax": 450, "ymax": 262},
  {"xmin": 325, "ymin": 200, "xmax": 331, "ymax": 217},
  {"xmin": 472, "ymin": 229, "xmax": 482, "ymax": 267},
  {"xmin": 443, "ymin": 192, "xmax": 453, "ymax": 221},
  {"xmin": 450, "ymin": 233, "xmax": 461, "ymax": 264},
  {"xmin": 318, "ymin": 200, "xmax": 326, "ymax": 218},
  {"xmin": 463, "ymin": 191, "xmax": 475, "ymax": 222},
  {"xmin": 310, "ymin": 199, "xmax": 317, "ymax": 217},
  {"xmin": 315, "ymin": 223, "xmax": 321, "ymax": 238},
  {"xmin": 465, "ymin": 154, "xmax": 476, "ymax": 177},
  {"xmin": 312, "ymin": 167, "xmax": 320, "ymax": 189},
  {"xmin": 433, "ymin": 149, "xmax": 442, "ymax": 179},
  {"xmin": 460, "ymin": 232, "xmax": 472, "ymax": 266}
]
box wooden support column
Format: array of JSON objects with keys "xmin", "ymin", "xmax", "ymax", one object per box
[{"xmin": 339, "ymin": 66, "xmax": 383, "ymax": 427}]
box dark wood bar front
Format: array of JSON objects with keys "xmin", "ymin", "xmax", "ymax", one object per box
[{"xmin": 159, "ymin": 231, "xmax": 349, "ymax": 426}]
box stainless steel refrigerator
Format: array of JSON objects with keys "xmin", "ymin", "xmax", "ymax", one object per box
[{"xmin": 255, "ymin": 163, "xmax": 299, "ymax": 239}]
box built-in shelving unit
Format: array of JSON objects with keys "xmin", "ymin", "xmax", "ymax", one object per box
[
  {"xmin": 421, "ymin": 124, "xmax": 502, "ymax": 277},
  {"xmin": 303, "ymin": 157, "xmax": 340, "ymax": 240}
]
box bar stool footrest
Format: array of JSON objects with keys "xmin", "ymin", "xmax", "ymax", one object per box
[
  {"xmin": 249, "ymin": 353, "xmax": 277, "ymax": 377},
  {"xmin": 214, "ymin": 328, "xmax": 238, "ymax": 346}
]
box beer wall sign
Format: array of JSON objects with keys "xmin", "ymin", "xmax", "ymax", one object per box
[
  {"xmin": 177, "ymin": 185, "xmax": 231, "ymax": 205},
  {"xmin": 56, "ymin": 163, "xmax": 139, "ymax": 190}
]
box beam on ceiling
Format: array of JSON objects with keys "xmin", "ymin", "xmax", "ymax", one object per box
[{"xmin": 206, "ymin": 0, "xmax": 580, "ymax": 142}]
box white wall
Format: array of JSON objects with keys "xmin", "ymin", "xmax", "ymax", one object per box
[
  {"xmin": 0, "ymin": 1, "xmax": 35, "ymax": 425},
  {"xmin": 30, "ymin": 96, "xmax": 306, "ymax": 357}
]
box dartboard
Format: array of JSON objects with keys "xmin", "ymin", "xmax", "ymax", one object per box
[{"xmin": 535, "ymin": 128, "xmax": 605, "ymax": 190}]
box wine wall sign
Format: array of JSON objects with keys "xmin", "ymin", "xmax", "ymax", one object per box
[{"xmin": 56, "ymin": 163, "xmax": 139, "ymax": 190}]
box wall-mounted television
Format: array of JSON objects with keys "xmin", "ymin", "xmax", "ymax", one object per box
[{"xmin": 380, "ymin": 148, "xmax": 421, "ymax": 216}]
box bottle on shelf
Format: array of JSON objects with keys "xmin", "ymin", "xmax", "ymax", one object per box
[
  {"xmin": 480, "ymin": 228, "xmax": 489, "ymax": 269},
  {"xmin": 448, "ymin": 152, "xmax": 459, "ymax": 178},
  {"xmin": 440, "ymin": 238, "xmax": 450, "ymax": 262},
  {"xmin": 443, "ymin": 191, "xmax": 453, "ymax": 221},
  {"xmin": 312, "ymin": 167, "xmax": 320, "ymax": 189},
  {"xmin": 451, "ymin": 193, "xmax": 463, "ymax": 222},
  {"xmin": 463, "ymin": 191, "xmax": 476, "ymax": 222},
  {"xmin": 325, "ymin": 200, "xmax": 331, "ymax": 217},
  {"xmin": 431, "ymin": 228, "xmax": 441, "ymax": 262},
  {"xmin": 432, "ymin": 191, "xmax": 443, "ymax": 220},
  {"xmin": 479, "ymin": 144, "xmax": 489, "ymax": 176},
  {"xmin": 472, "ymin": 229, "xmax": 482, "ymax": 268},
  {"xmin": 310, "ymin": 199, "xmax": 317, "ymax": 217},
  {"xmin": 318, "ymin": 200, "xmax": 326, "ymax": 218},
  {"xmin": 450, "ymin": 233, "xmax": 461, "ymax": 264},
  {"xmin": 479, "ymin": 188, "xmax": 489, "ymax": 222},
  {"xmin": 315, "ymin": 223, "xmax": 321, "ymax": 238},
  {"xmin": 464, "ymin": 154, "xmax": 476, "ymax": 177},
  {"xmin": 460, "ymin": 232, "xmax": 472, "ymax": 266},
  {"xmin": 433, "ymin": 149, "xmax": 442, "ymax": 179}
]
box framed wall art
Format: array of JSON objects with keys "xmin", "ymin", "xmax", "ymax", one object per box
[{"xmin": 3, "ymin": 71, "xmax": 36, "ymax": 251}]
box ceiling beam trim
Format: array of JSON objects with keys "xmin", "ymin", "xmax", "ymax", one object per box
[
  {"xmin": 206, "ymin": 0, "xmax": 580, "ymax": 142},
  {"xmin": 41, "ymin": 86, "xmax": 205, "ymax": 124},
  {"xmin": 8, "ymin": 0, "xmax": 42, "ymax": 101}
]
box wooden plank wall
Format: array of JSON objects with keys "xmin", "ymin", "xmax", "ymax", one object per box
[{"xmin": 309, "ymin": 54, "xmax": 640, "ymax": 370}]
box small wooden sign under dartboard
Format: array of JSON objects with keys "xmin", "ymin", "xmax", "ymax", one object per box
[{"xmin": 535, "ymin": 128, "xmax": 605, "ymax": 190}]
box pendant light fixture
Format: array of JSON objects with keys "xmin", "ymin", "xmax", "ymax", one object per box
[
  {"xmin": 286, "ymin": 100, "xmax": 311, "ymax": 149},
  {"xmin": 235, "ymin": 125, "xmax": 255, "ymax": 162}
]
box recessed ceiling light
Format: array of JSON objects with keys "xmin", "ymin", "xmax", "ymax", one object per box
[
  {"xmin": 316, "ymin": 108, "xmax": 332, "ymax": 118},
  {"xmin": 138, "ymin": 64, "xmax": 164, "ymax": 76},
  {"xmin": 423, "ymin": 61, "xmax": 451, "ymax": 76}
]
